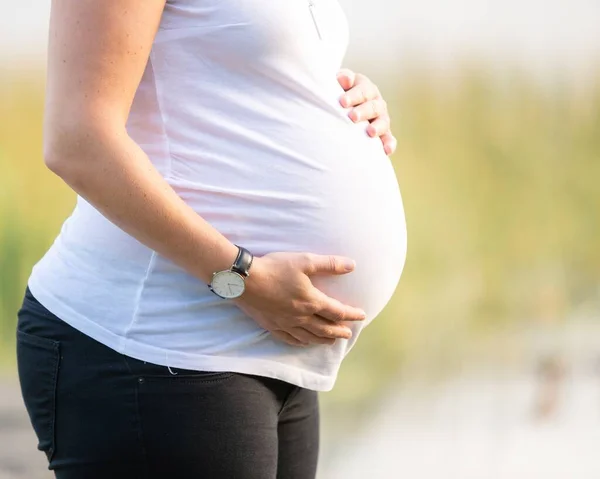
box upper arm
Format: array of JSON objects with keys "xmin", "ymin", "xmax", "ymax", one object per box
[{"xmin": 44, "ymin": 0, "xmax": 166, "ymax": 150}]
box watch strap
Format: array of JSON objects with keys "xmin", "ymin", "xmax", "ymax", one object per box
[{"xmin": 231, "ymin": 245, "xmax": 253, "ymax": 277}]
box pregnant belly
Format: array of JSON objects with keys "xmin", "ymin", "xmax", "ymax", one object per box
[
  {"xmin": 172, "ymin": 118, "xmax": 408, "ymax": 323},
  {"xmin": 304, "ymin": 136, "xmax": 407, "ymax": 322}
]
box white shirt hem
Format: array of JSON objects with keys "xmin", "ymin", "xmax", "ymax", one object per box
[{"xmin": 27, "ymin": 277, "xmax": 337, "ymax": 392}]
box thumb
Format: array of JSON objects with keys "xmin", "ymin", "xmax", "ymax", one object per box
[{"xmin": 302, "ymin": 253, "xmax": 356, "ymax": 276}]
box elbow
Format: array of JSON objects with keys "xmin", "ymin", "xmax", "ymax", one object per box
[
  {"xmin": 42, "ymin": 119, "xmax": 119, "ymax": 181},
  {"xmin": 43, "ymin": 121, "xmax": 87, "ymax": 180},
  {"xmin": 43, "ymin": 145, "xmax": 68, "ymax": 178},
  {"xmin": 43, "ymin": 121, "xmax": 78, "ymax": 180}
]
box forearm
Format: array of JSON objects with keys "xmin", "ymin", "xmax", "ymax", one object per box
[{"xmin": 45, "ymin": 124, "xmax": 239, "ymax": 284}]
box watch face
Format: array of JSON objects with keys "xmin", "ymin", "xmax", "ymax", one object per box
[{"xmin": 211, "ymin": 271, "xmax": 245, "ymax": 299}]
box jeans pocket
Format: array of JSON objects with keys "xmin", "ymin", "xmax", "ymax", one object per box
[
  {"xmin": 139, "ymin": 370, "xmax": 236, "ymax": 382},
  {"xmin": 124, "ymin": 355, "xmax": 237, "ymax": 382},
  {"xmin": 16, "ymin": 329, "xmax": 60, "ymax": 462}
]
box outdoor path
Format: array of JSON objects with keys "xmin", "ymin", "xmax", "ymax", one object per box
[{"xmin": 0, "ymin": 378, "xmax": 51, "ymax": 479}]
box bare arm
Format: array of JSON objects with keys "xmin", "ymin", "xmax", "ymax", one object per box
[
  {"xmin": 45, "ymin": 0, "xmax": 365, "ymax": 347},
  {"xmin": 44, "ymin": 0, "xmax": 239, "ymax": 282}
]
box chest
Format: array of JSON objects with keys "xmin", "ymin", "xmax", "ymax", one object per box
[{"xmin": 158, "ymin": 0, "xmax": 350, "ymax": 65}]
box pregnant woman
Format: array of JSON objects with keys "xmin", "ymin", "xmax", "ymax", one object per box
[{"xmin": 16, "ymin": 1, "xmax": 407, "ymax": 478}]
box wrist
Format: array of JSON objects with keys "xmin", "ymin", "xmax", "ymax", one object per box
[
  {"xmin": 197, "ymin": 239, "xmax": 239, "ymax": 284},
  {"xmin": 242, "ymin": 256, "xmax": 266, "ymax": 297},
  {"xmin": 205, "ymin": 242, "xmax": 257, "ymax": 300}
]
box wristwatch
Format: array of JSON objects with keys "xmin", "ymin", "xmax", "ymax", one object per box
[{"xmin": 208, "ymin": 245, "xmax": 254, "ymax": 299}]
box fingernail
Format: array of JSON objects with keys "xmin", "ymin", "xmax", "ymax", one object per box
[
  {"xmin": 340, "ymin": 95, "xmax": 350, "ymax": 107},
  {"xmin": 367, "ymin": 126, "xmax": 376, "ymax": 137},
  {"xmin": 348, "ymin": 110, "xmax": 359, "ymax": 122},
  {"xmin": 344, "ymin": 259, "xmax": 356, "ymax": 271},
  {"xmin": 384, "ymin": 145, "xmax": 392, "ymax": 155}
]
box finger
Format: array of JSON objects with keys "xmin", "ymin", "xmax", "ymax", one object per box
[
  {"xmin": 300, "ymin": 253, "xmax": 356, "ymax": 276},
  {"xmin": 365, "ymin": 116, "xmax": 391, "ymax": 138},
  {"xmin": 337, "ymin": 68, "xmax": 356, "ymax": 91},
  {"xmin": 290, "ymin": 327, "xmax": 337, "ymax": 345},
  {"xmin": 271, "ymin": 330, "xmax": 308, "ymax": 347},
  {"xmin": 313, "ymin": 290, "xmax": 367, "ymax": 322},
  {"xmin": 304, "ymin": 316, "xmax": 353, "ymax": 340},
  {"xmin": 381, "ymin": 132, "xmax": 398, "ymax": 156},
  {"xmin": 340, "ymin": 80, "xmax": 379, "ymax": 108},
  {"xmin": 348, "ymin": 98, "xmax": 388, "ymax": 123}
]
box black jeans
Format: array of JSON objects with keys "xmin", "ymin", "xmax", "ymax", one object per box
[{"xmin": 16, "ymin": 287, "xmax": 320, "ymax": 479}]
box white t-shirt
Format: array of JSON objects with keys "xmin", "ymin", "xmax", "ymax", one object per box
[{"xmin": 28, "ymin": 0, "xmax": 407, "ymax": 392}]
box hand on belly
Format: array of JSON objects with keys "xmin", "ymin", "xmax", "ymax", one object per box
[{"xmin": 232, "ymin": 251, "xmax": 368, "ymax": 348}]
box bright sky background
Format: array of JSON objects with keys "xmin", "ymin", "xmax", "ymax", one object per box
[{"xmin": 1, "ymin": 0, "xmax": 599, "ymax": 77}]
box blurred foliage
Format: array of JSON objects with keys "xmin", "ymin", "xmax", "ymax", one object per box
[
  {"xmin": 334, "ymin": 64, "xmax": 600, "ymax": 411},
  {"xmin": 0, "ymin": 72, "xmax": 75, "ymax": 364},
  {"xmin": 1, "ymin": 67, "xmax": 599, "ymax": 411}
]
